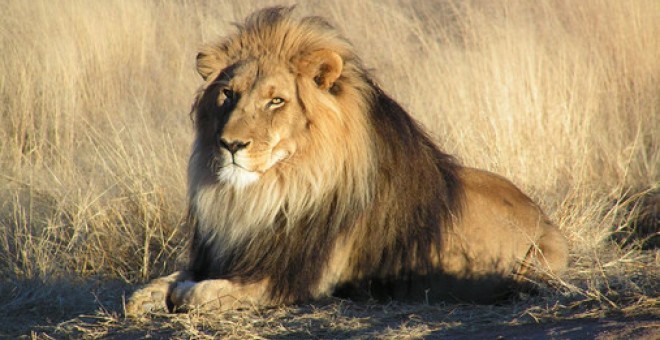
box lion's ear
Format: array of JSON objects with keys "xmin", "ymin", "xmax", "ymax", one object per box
[
  {"xmin": 196, "ymin": 48, "xmax": 227, "ymax": 81},
  {"xmin": 295, "ymin": 49, "xmax": 343, "ymax": 90}
]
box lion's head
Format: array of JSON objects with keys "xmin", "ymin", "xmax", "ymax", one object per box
[
  {"xmin": 191, "ymin": 8, "xmax": 373, "ymax": 190},
  {"xmin": 199, "ymin": 59, "xmax": 304, "ymax": 188},
  {"xmin": 188, "ymin": 7, "xmax": 378, "ymax": 251}
]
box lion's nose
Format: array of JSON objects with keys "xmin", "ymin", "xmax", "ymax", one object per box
[{"xmin": 219, "ymin": 138, "xmax": 251, "ymax": 154}]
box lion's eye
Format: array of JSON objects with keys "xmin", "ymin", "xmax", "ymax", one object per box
[
  {"xmin": 268, "ymin": 97, "xmax": 285, "ymax": 108},
  {"xmin": 221, "ymin": 88, "xmax": 237, "ymax": 104}
]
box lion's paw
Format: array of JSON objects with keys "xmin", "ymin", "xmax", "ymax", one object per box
[
  {"xmin": 125, "ymin": 271, "xmax": 192, "ymax": 317},
  {"xmin": 169, "ymin": 280, "xmax": 199, "ymax": 310},
  {"xmin": 170, "ymin": 279, "xmax": 238, "ymax": 311},
  {"xmin": 125, "ymin": 283, "xmax": 171, "ymax": 317}
]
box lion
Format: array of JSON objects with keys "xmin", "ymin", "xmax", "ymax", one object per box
[{"xmin": 126, "ymin": 7, "xmax": 568, "ymax": 315}]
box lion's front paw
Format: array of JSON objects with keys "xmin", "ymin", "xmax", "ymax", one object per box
[
  {"xmin": 125, "ymin": 271, "xmax": 190, "ymax": 317},
  {"xmin": 125, "ymin": 283, "xmax": 171, "ymax": 317},
  {"xmin": 169, "ymin": 280, "xmax": 199, "ymax": 311},
  {"xmin": 170, "ymin": 279, "xmax": 236, "ymax": 311}
]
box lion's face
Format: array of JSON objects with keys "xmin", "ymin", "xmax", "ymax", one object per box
[
  {"xmin": 208, "ymin": 60, "xmax": 307, "ymax": 187},
  {"xmin": 194, "ymin": 47, "xmax": 345, "ymax": 189}
]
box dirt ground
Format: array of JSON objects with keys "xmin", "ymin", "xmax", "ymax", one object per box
[
  {"xmin": 3, "ymin": 280, "xmax": 657, "ymax": 339},
  {"xmin": 438, "ymin": 317, "xmax": 659, "ymax": 339}
]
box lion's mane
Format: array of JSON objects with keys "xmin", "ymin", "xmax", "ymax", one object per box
[{"xmin": 188, "ymin": 7, "xmax": 465, "ymax": 303}]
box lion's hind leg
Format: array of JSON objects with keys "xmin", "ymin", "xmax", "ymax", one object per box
[
  {"xmin": 125, "ymin": 271, "xmax": 192, "ymax": 317},
  {"xmin": 536, "ymin": 225, "xmax": 569, "ymax": 275},
  {"xmin": 516, "ymin": 224, "xmax": 569, "ymax": 283}
]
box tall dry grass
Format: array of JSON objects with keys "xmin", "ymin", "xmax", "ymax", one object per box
[{"xmin": 0, "ymin": 0, "xmax": 658, "ymax": 329}]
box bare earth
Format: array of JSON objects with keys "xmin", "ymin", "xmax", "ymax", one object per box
[{"xmin": 3, "ymin": 279, "xmax": 657, "ymax": 339}]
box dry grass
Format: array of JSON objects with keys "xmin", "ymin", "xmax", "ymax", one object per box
[{"xmin": 1, "ymin": 0, "xmax": 658, "ymax": 338}]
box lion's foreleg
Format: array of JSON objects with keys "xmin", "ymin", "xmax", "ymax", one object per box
[
  {"xmin": 170, "ymin": 279, "xmax": 270, "ymax": 312},
  {"xmin": 125, "ymin": 271, "xmax": 192, "ymax": 316}
]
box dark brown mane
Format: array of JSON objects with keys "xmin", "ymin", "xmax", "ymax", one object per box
[{"xmin": 336, "ymin": 83, "xmax": 464, "ymax": 300}]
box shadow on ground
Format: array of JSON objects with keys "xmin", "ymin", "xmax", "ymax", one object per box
[{"xmin": 4, "ymin": 278, "xmax": 657, "ymax": 339}]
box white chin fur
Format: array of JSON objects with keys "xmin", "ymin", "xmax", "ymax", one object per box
[{"xmin": 218, "ymin": 166, "xmax": 260, "ymax": 188}]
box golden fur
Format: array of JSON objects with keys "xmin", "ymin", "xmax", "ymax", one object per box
[{"xmin": 126, "ymin": 7, "xmax": 568, "ymax": 315}]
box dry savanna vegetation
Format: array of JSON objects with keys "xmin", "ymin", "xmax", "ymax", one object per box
[{"xmin": 1, "ymin": 0, "xmax": 658, "ymax": 338}]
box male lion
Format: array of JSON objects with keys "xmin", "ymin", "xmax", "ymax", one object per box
[{"xmin": 127, "ymin": 7, "xmax": 568, "ymax": 315}]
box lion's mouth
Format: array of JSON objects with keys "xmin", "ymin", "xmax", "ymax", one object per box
[
  {"xmin": 213, "ymin": 149, "xmax": 274, "ymax": 188},
  {"xmin": 217, "ymin": 164, "xmax": 261, "ymax": 188},
  {"xmin": 212, "ymin": 144, "xmax": 292, "ymax": 188}
]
